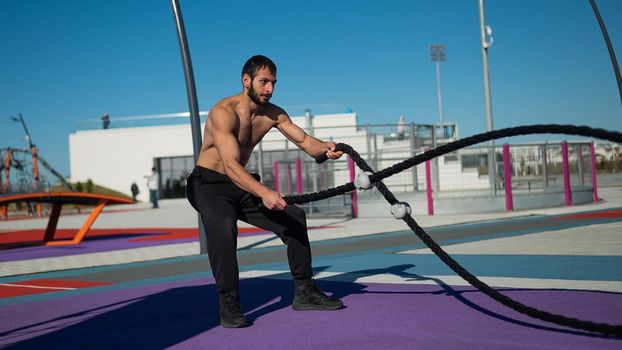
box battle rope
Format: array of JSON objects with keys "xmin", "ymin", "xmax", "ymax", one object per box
[{"xmin": 283, "ymin": 124, "xmax": 622, "ymax": 337}]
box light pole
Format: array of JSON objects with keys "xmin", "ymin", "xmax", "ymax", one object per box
[
  {"xmin": 430, "ymin": 44, "xmax": 446, "ymax": 137},
  {"xmin": 478, "ymin": 0, "xmax": 496, "ymax": 194},
  {"xmin": 589, "ymin": 0, "xmax": 622, "ymax": 106},
  {"xmin": 170, "ymin": 0, "xmax": 207, "ymax": 254},
  {"xmin": 429, "ymin": 45, "xmax": 446, "ymax": 194}
]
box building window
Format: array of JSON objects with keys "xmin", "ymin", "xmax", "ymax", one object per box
[{"xmin": 157, "ymin": 156, "xmax": 194, "ymax": 199}]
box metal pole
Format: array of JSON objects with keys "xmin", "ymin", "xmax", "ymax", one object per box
[
  {"xmin": 295, "ymin": 157, "xmax": 303, "ymax": 194},
  {"xmin": 258, "ymin": 140, "xmax": 264, "ymax": 181},
  {"xmin": 577, "ymin": 144, "xmax": 585, "ymax": 186},
  {"xmin": 4, "ymin": 149, "xmax": 11, "ymax": 193},
  {"xmin": 11, "ymin": 114, "xmax": 41, "ymax": 212},
  {"xmin": 348, "ymin": 156, "xmax": 358, "ymax": 218},
  {"xmin": 478, "ymin": 0, "xmax": 496, "ymax": 194},
  {"xmin": 435, "ymin": 61, "xmax": 444, "ymax": 132},
  {"xmin": 430, "ymin": 45, "xmax": 446, "ymax": 138},
  {"xmin": 305, "ymin": 109, "xmax": 316, "ymax": 215},
  {"xmin": 424, "ymin": 147, "xmax": 434, "ymax": 215},
  {"xmin": 170, "ymin": 0, "xmax": 207, "ymax": 254},
  {"xmin": 373, "ymin": 132, "xmax": 378, "ymax": 170},
  {"xmin": 431, "ymin": 125, "xmax": 440, "ymax": 193},
  {"xmin": 589, "ymin": 0, "xmax": 622, "ymax": 106},
  {"xmin": 12, "ymin": 113, "xmax": 34, "ymax": 149},
  {"xmin": 542, "ymin": 143, "xmax": 549, "ymax": 188},
  {"xmin": 1, "ymin": 149, "xmax": 10, "ymax": 217},
  {"xmin": 31, "ymin": 146, "xmax": 42, "ymax": 216},
  {"xmin": 561, "ymin": 141, "xmax": 573, "ymax": 206},
  {"xmin": 409, "ymin": 123, "xmax": 418, "ymax": 191},
  {"xmin": 365, "ymin": 124, "xmax": 372, "ymax": 162},
  {"xmin": 274, "ymin": 161, "xmax": 280, "ymax": 193},
  {"xmin": 589, "ymin": 142, "xmax": 600, "ymax": 202},
  {"xmin": 503, "ymin": 144, "xmax": 513, "ymax": 211}
]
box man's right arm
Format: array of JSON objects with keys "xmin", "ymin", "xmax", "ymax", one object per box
[{"xmin": 211, "ymin": 107, "xmax": 287, "ymax": 210}]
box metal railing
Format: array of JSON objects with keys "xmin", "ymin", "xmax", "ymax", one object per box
[{"xmin": 76, "ymin": 112, "xmax": 210, "ymax": 131}]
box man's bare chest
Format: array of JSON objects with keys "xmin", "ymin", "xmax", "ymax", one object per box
[{"xmin": 237, "ymin": 117, "xmax": 275, "ymax": 148}]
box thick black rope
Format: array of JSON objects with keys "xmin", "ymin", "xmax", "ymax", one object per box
[
  {"xmin": 284, "ymin": 124, "xmax": 622, "ymax": 337},
  {"xmin": 286, "ymin": 124, "xmax": 622, "ymax": 204}
]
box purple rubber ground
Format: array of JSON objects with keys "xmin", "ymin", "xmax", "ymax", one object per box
[
  {"xmin": 1, "ymin": 278, "xmax": 620, "ymax": 349},
  {"xmin": 0, "ymin": 234, "xmax": 197, "ymax": 262}
]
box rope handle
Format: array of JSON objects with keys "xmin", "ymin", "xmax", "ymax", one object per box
[{"xmin": 315, "ymin": 143, "xmax": 349, "ymax": 164}]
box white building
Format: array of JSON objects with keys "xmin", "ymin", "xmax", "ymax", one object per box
[
  {"xmin": 70, "ymin": 111, "xmax": 463, "ymax": 203},
  {"xmin": 70, "ymin": 112, "xmax": 377, "ymax": 203}
]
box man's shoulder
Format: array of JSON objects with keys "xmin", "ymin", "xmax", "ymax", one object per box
[
  {"xmin": 269, "ymin": 103, "xmax": 286, "ymax": 113},
  {"xmin": 264, "ymin": 103, "xmax": 287, "ymax": 120},
  {"xmin": 210, "ymin": 97, "xmax": 239, "ymax": 119},
  {"xmin": 212, "ymin": 95, "xmax": 238, "ymax": 110}
]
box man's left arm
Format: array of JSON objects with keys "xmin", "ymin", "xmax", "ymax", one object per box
[{"xmin": 276, "ymin": 112, "xmax": 343, "ymax": 160}]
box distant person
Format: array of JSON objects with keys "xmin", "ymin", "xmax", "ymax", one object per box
[
  {"xmin": 186, "ymin": 55, "xmax": 344, "ymax": 328},
  {"xmin": 397, "ymin": 115, "xmax": 406, "ymax": 140},
  {"xmin": 145, "ymin": 167, "xmax": 159, "ymax": 208},
  {"xmin": 101, "ymin": 113, "xmax": 110, "ymax": 129},
  {"xmin": 130, "ymin": 182, "xmax": 139, "ymax": 202}
]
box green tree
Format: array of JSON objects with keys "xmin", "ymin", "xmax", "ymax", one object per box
[{"xmin": 86, "ymin": 179, "xmax": 94, "ymax": 193}]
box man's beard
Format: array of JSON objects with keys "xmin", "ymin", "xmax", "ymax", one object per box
[{"xmin": 248, "ymin": 83, "xmax": 270, "ymax": 106}]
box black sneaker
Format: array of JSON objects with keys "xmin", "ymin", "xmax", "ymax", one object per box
[
  {"xmin": 219, "ymin": 291, "xmax": 249, "ymax": 328},
  {"xmin": 292, "ymin": 281, "xmax": 343, "ymax": 311}
]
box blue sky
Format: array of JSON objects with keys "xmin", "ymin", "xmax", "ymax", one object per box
[{"xmin": 1, "ymin": 0, "xmax": 621, "ymax": 180}]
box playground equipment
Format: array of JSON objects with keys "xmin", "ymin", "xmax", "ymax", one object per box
[
  {"xmin": 0, "ymin": 192, "xmax": 133, "ymax": 245},
  {"xmin": 1, "ymin": 113, "xmax": 75, "ymax": 218}
]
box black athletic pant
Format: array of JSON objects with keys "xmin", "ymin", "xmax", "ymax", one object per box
[{"xmin": 187, "ymin": 166, "xmax": 313, "ymax": 294}]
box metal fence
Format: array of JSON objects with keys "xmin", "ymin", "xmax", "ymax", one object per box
[
  {"xmin": 505, "ymin": 142, "xmax": 594, "ymax": 193},
  {"xmin": 57, "ymin": 112, "xmax": 622, "ymax": 215},
  {"xmin": 235, "ymin": 122, "xmax": 459, "ymax": 215},
  {"xmin": 4, "ymin": 115, "xmax": 621, "ymax": 217},
  {"xmin": 150, "ymin": 121, "xmax": 620, "ymax": 216}
]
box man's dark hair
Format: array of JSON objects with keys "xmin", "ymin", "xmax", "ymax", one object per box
[{"xmin": 242, "ymin": 55, "xmax": 277, "ymax": 79}]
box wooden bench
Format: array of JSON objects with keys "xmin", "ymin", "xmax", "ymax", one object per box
[{"xmin": 0, "ymin": 192, "xmax": 133, "ymax": 246}]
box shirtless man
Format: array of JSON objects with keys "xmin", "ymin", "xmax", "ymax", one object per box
[{"xmin": 187, "ymin": 55, "xmax": 344, "ymax": 328}]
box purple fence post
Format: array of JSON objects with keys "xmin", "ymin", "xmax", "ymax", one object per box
[
  {"xmin": 590, "ymin": 142, "xmax": 600, "ymax": 202},
  {"xmin": 295, "ymin": 157, "xmax": 303, "ymax": 194},
  {"xmin": 348, "ymin": 156, "xmax": 358, "ymax": 218},
  {"xmin": 503, "ymin": 144, "xmax": 513, "ymax": 211},
  {"xmin": 425, "ymin": 147, "xmax": 434, "ymax": 215},
  {"xmin": 561, "ymin": 141, "xmax": 572, "ymax": 206},
  {"xmin": 577, "ymin": 145, "xmax": 585, "ymax": 186},
  {"xmin": 274, "ymin": 161, "xmax": 280, "ymax": 193}
]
